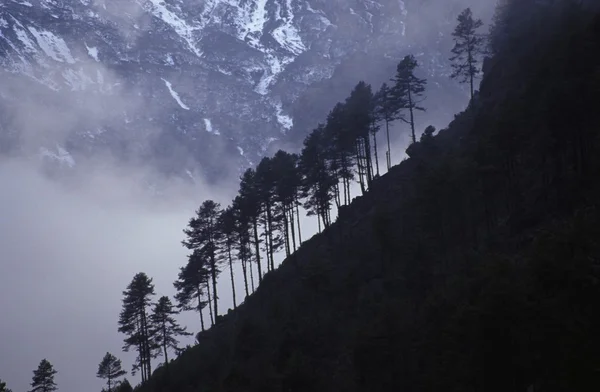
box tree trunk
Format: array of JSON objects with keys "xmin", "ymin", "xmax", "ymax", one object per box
[
  {"xmin": 364, "ymin": 135, "xmax": 373, "ymax": 187},
  {"xmin": 408, "ymin": 86, "xmax": 416, "ymax": 144},
  {"xmin": 283, "ymin": 207, "xmax": 290, "ymax": 257},
  {"xmin": 249, "ymin": 253, "xmax": 255, "ymax": 292},
  {"xmin": 140, "ymin": 308, "xmax": 151, "ymax": 382},
  {"xmin": 385, "ymin": 118, "xmax": 392, "ymax": 170},
  {"xmin": 252, "ymin": 220, "xmax": 262, "ymax": 283},
  {"xmin": 197, "ymin": 286, "xmax": 205, "ymax": 332},
  {"xmin": 108, "ymin": 377, "xmax": 112, "ymax": 392},
  {"xmin": 266, "ymin": 203, "xmax": 275, "ymax": 271},
  {"xmin": 373, "ymin": 129, "xmax": 380, "ymax": 176},
  {"xmin": 289, "ymin": 208, "xmax": 297, "ymax": 252},
  {"xmin": 162, "ymin": 323, "xmax": 169, "ymax": 376},
  {"xmin": 227, "ymin": 242, "xmax": 237, "ymax": 309},
  {"xmin": 317, "ymin": 213, "xmax": 322, "ymax": 233},
  {"xmin": 240, "ymin": 249, "xmax": 249, "ymax": 297},
  {"xmin": 210, "ymin": 253, "xmax": 218, "ymax": 320},
  {"xmin": 295, "ymin": 203, "xmax": 302, "ymax": 244},
  {"xmin": 206, "ymin": 281, "xmax": 214, "ymax": 326}
]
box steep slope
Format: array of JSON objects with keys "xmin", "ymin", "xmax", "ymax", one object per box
[
  {"xmin": 0, "ymin": 0, "xmax": 491, "ymax": 179},
  {"xmin": 136, "ymin": 2, "xmax": 600, "ymax": 391}
]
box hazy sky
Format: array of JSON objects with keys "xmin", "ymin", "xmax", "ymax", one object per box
[{"xmin": 0, "ymin": 0, "xmax": 496, "ymax": 391}]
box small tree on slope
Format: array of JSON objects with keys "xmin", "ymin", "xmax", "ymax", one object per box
[
  {"xmin": 97, "ymin": 352, "xmax": 127, "ymax": 392},
  {"xmin": 29, "ymin": 359, "xmax": 57, "ymax": 392}
]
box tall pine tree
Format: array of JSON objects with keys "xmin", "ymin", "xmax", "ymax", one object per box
[
  {"xmin": 374, "ymin": 82, "xmax": 404, "ymax": 170},
  {"xmin": 29, "ymin": 359, "xmax": 57, "ymax": 392},
  {"xmin": 173, "ymin": 249, "xmax": 211, "ymax": 331},
  {"xmin": 392, "ymin": 55, "xmax": 427, "ymax": 144},
  {"xmin": 97, "ymin": 353, "xmax": 127, "ymax": 392},
  {"xmin": 217, "ymin": 206, "xmax": 238, "ymax": 308},
  {"xmin": 183, "ymin": 200, "xmax": 222, "ymax": 320},
  {"xmin": 150, "ymin": 296, "xmax": 192, "ymax": 375},
  {"xmin": 450, "ymin": 8, "xmax": 485, "ymax": 100},
  {"xmin": 118, "ymin": 272, "xmax": 156, "ymax": 383},
  {"xmin": 238, "ymin": 169, "xmax": 264, "ymax": 284}
]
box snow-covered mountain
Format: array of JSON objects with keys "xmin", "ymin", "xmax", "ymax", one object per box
[{"xmin": 0, "ymin": 0, "xmax": 491, "ymax": 180}]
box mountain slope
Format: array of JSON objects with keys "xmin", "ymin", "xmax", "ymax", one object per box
[
  {"xmin": 0, "ymin": 0, "xmax": 490, "ymax": 179},
  {"xmin": 135, "ymin": 2, "xmax": 600, "ymax": 391}
]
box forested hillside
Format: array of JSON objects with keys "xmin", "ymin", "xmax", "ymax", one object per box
[{"xmin": 132, "ymin": 1, "xmax": 600, "ymax": 391}]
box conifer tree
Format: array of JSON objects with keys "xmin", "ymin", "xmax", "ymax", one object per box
[
  {"xmin": 238, "ymin": 169, "xmax": 263, "ymax": 283},
  {"xmin": 392, "ymin": 55, "xmax": 427, "ymax": 144},
  {"xmin": 173, "ymin": 249, "xmax": 211, "ymax": 331},
  {"xmin": 450, "ymin": 8, "xmax": 485, "ymax": 100},
  {"xmin": 256, "ymin": 157, "xmax": 281, "ymax": 272},
  {"xmin": 232, "ymin": 195, "xmax": 252, "ymax": 297},
  {"xmin": 150, "ymin": 296, "xmax": 192, "ymax": 375},
  {"xmin": 374, "ymin": 82, "xmax": 404, "ymax": 170},
  {"xmin": 218, "ymin": 206, "xmax": 238, "ymax": 308},
  {"xmin": 115, "ymin": 379, "xmax": 133, "ymax": 392},
  {"xmin": 183, "ymin": 200, "xmax": 222, "ymax": 320},
  {"xmin": 271, "ymin": 150, "xmax": 302, "ymax": 256},
  {"xmin": 97, "ymin": 353, "xmax": 127, "ymax": 392},
  {"xmin": 118, "ymin": 272, "xmax": 156, "ymax": 383},
  {"xmin": 29, "ymin": 359, "xmax": 57, "ymax": 392},
  {"xmin": 300, "ymin": 125, "xmax": 336, "ymax": 228},
  {"xmin": 345, "ymin": 81, "xmax": 375, "ymax": 192},
  {"xmin": 324, "ymin": 103, "xmax": 355, "ymax": 205},
  {"xmin": 0, "ymin": 379, "xmax": 12, "ymax": 392}
]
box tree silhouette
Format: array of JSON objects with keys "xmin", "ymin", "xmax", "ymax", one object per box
[
  {"xmin": 300, "ymin": 125, "xmax": 336, "ymax": 229},
  {"xmin": 114, "ymin": 379, "xmax": 133, "ymax": 392},
  {"xmin": 272, "ymin": 150, "xmax": 303, "ymax": 256},
  {"xmin": 174, "ymin": 249, "xmax": 211, "ymax": 331},
  {"xmin": 345, "ymin": 81, "xmax": 375, "ymax": 192},
  {"xmin": 183, "ymin": 200, "xmax": 222, "ymax": 320},
  {"xmin": 218, "ymin": 206, "xmax": 238, "ymax": 308},
  {"xmin": 29, "ymin": 359, "xmax": 57, "ymax": 392},
  {"xmin": 238, "ymin": 169, "xmax": 264, "ymax": 283},
  {"xmin": 325, "ymin": 103, "xmax": 355, "ymax": 205},
  {"xmin": 118, "ymin": 272, "xmax": 156, "ymax": 383},
  {"xmin": 232, "ymin": 195, "xmax": 252, "ymax": 297},
  {"xmin": 256, "ymin": 157, "xmax": 282, "ymax": 272},
  {"xmin": 150, "ymin": 296, "xmax": 192, "ymax": 375},
  {"xmin": 0, "ymin": 379, "xmax": 12, "ymax": 392},
  {"xmin": 450, "ymin": 8, "xmax": 485, "ymax": 100},
  {"xmin": 392, "ymin": 55, "xmax": 427, "ymax": 144},
  {"xmin": 374, "ymin": 82, "xmax": 404, "ymax": 170},
  {"xmin": 97, "ymin": 353, "xmax": 127, "ymax": 392}
]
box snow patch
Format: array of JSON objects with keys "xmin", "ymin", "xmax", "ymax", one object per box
[
  {"xmin": 85, "ymin": 43, "xmax": 99, "ymax": 61},
  {"xmin": 274, "ymin": 101, "xmax": 293, "ymax": 131},
  {"xmin": 39, "ymin": 145, "xmax": 76, "ymax": 168},
  {"xmin": 141, "ymin": 0, "xmax": 202, "ymax": 56},
  {"xmin": 204, "ymin": 118, "xmax": 221, "ymax": 135},
  {"xmin": 27, "ymin": 27, "xmax": 75, "ymax": 63},
  {"xmin": 162, "ymin": 78, "xmax": 190, "ymax": 110},
  {"xmin": 237, "ymin": 146, "xmax": 245, "ymax": 156}
]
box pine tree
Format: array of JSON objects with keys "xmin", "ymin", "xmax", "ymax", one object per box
[
  {"xmin": 300, "ymin": 125, "xmax": 336, "ymax": 228},
  {"xmin": 345, "ymin": 81, "xmax": 375, "ymax": 192},
  {"xmin": 217, "ymin": 206, "xmax": 238, "ymax": 308},
  {"xmin": 450, "ymin": 8, "xmax": 485, "ymax": 100},
  {"xmin": 324, "ymin": 103, "xmax": 355, "ymax": 205},
  {"xmin": 114, "ymin": 379, "xmax": 133, "ymax": 392},
  {"xmin": 391, "ymin": 55, "xmax": 427, "ymax": 144},
  {"xmin": 97, "ymin": 353, "xmax": 127, "ymax": 392},
  {"xmin": 271, "ymin": 150, "xmax": 303, "ymax": 255},
  {"xmin": 29, "ymin": 359, "xmax": 57, "ymax": 392},
  {"xmin": 232, "ymin": 195, "xmax": 252, "ymax": 297},
  {"xmin": 374, "ymin": 82, "xmax": 404, "ymax": 170},
  {"xmin": 150, "ymin": 296, "xmax": 192, "ymax": 375},
  {"xmin": 173, "ymin": 249, "xmax": 211, "ymax": 331},
  {"xmin": 238, "ymin": 168, "xmax": 264, "ymax": 284},
  {"xmin": 0, "ymin": 379, "xmax": 13, "ymax": 392},
  {"xmin": 183, "ymin": 200, "xmax": 222, "ymax": 320},
  {"xmin": 118, "ymin": 272, "xmax": 156, "ymax": 383}
]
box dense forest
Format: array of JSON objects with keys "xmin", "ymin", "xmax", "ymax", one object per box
[{"xmin": 3, "ymin": 0, "xmax": 600, "ymax": 390}]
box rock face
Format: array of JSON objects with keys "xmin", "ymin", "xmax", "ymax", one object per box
[{"xmin": 0, "ymin": 0, "xmax": 491, "ymax": 180}]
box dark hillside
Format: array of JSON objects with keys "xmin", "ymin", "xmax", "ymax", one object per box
[{"xmin": 140, "ymin": 3, "xmax": 600, "ymax": 391}]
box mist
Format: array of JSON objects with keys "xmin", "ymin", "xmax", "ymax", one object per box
[{"xmin": 0, "ymin": 0, "xmax": 499, "ymax": 391}]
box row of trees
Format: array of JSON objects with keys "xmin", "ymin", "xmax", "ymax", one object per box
[
  {"xmin": 0, "ymin": 8, "xmax": 486, "ymax": 392},
  {"xmin": 170, "ymin": 7, "xmax": 487, "ymax": 334},
  {"xmin": 118, "ymin": 273, "xmax": 191, "ymax": 384}
]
